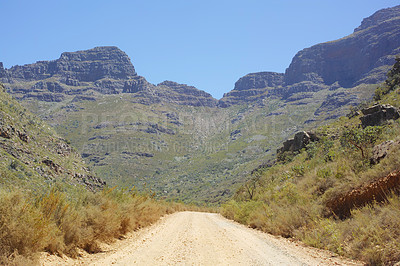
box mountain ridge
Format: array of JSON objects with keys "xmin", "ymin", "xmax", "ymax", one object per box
[
  {"xmin": 1, "ymin": 2, "xmax": 399, "ymax": 108},
  {"xmin": 0, "ymin": 5, "xmax": 399, "ymax": 203}
]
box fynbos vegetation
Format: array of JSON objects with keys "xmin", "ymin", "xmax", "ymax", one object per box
[
  {"xmin": 0, "ymin": 186, "xmax": 188, "ymax": 264},
  {"xmin": 221, "ymin": 60, "xmax": 400, "ymax": 265},
  {"xmin": 0, "ymin": 84, "xmax": 199, "ymax": 264}
]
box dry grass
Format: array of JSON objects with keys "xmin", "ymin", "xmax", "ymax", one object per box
[
  {"xmin": 0, "ymin": 186, "xmax": 196, "ymax": 264},
  {"xmin": 221, "ymin": 118, "xmax": 400, "ymax": 265}
]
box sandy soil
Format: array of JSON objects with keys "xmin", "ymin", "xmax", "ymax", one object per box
[{"xmin": 40, "ymin": 212, "xmax": 363, "ymax": 265}]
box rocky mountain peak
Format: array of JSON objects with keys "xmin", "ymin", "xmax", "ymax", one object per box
[
  {"xmin": 158, "ymin": 80, "xmax": 180, "ymax": 87},
  {"xmin": 56, "ymin": 46, "xmax": 137, "ymax": 81},
  {"xmin": 158, "ymin": 80, "xmax": 213, "ymax": 97},
  {"xmin": 6, "ymin": 46, "xmax": 137, "ymax": 83},
  {"xmin": 156, "ymin": 80, "xmax": 218, "ymax": 107},
  {"xmin": 220, "ymin": 5, "xmax": 400, "ymax": 108},
  {"xmin": 0, "ymin": 62, "xmax": 8, "ymax": 83},
  {"xmin": 284, "ymin": 5, "xmax": 400, "ymax": 88},
  {"xmin": 233, "ymin": 72, "xmax": 284, "ymax": 91},
  {"xmin": 354, "ymin": 5, "xmax": 400, "ymax": 32},
  {"xmin": 218, "ymin": 72, "xmax": 284, "ymax": 107}
]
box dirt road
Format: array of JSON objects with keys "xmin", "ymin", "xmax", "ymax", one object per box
[{"xmin": 42, "ymin": 212, "xmax": 362, "ymax": 265}]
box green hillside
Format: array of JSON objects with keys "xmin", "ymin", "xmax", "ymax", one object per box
[
  {"xmin": 1, "ymin": 6, "xmax": 399, "ymax": 205},
  {"xmin": 0, "ymin": 84, "xmax": 104, "ymax": 192},
  {"xmin": 221, "ymin": 58, "xmax": 400, "ymax": 265},
  {"xmin": 0, "ymin": 84, "xmax": 193, "ymax": 264}
]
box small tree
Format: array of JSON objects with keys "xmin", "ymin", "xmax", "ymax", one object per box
[
  {"xmin": 340, "ymin": 126, "xmax": 383, "ymax": 159},
  {"xmin": 242, "ymin": 169, "xmax": 263, "ymax": 200},
  {"xmin": 374, "ymin": 57, "xmax": 400, "ymax": 100}
]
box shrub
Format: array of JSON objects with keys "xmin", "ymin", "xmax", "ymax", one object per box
[
  {"xmin": 340, "ymin": 126, "xmax": 383, "ymax": 159},
  {"xmin": 0, "ymin": 185, "xmax": 192, "ymax": 261}
]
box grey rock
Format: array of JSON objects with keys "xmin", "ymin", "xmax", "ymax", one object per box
[
  {"xmin": 74, "ymin": 173, "xmax": 106, "ymax": 191},
  {"xmin": 354, "ymin": 5, "xmax": 400, "ymax": 32},
  {"xmin": 72, "ymin": 95, "xmax": 96, "ymax": 102},
  {"xmin": 234, "ymin": 72, "xmax": 284, "ymax": 91},
  {"xmin": 284, "ymin": 6, "xmax": 400, "ymax": 87},
  {"xmin": 277, "ymin": 131, "xmax": 319, "ymax": 154},
  {"xmin": 370, "ymin": 140, "xmax": 400, "ymax": 164},
  {"xmin": 135, "ymin": 152, "xmax": 154, "ymax": 158},
  {"xmin": 276, "ymin": 81, "xmax": 327, "ymax": 99},
  {"xmin": 88, "ymin": 135, "xmax": 111, "ymax": 141},
  {"xmin": 156, "ymin": 81, "xmax": 218, "ymax": 107},
  {"xmin": 31, "ymin": 81, "xmax": 65, "ymax": 93},
  {"xmin": 360, "ymin": 104, "xmax": 400, "ymax": 127},
  {"xmin": 142, "ymin": 123, "xmax": 175, "ymax": 135},
  {"xmin": 219, "ymin": 72, "xmax": 284, "ymax": 107},
  {"xmin": 0, "ymin": 62, "xmax": 10, "ymax": 83},
  {"xmin": 314, "ymin": 90, "xmax": 359, "ymax": 118},
  {"xmin": 123, "ymin": 76, "xmax": 153, "ymax": 93},
  {"xmin": 285, "ymin": 92, "xmax": 314, "ymax": 103},
  {"xmin": 2, "ymin": 47, "xmax": 218, "ymax": 107},
  {"xmin": 7, "ymin": 46, "xmax": 136, "ymax": 82},
  {"xmin": 23, "ymin": 92, "xmax": 65, "ymax": 102},
  {"xmin": 64, "ymin": 77, "xmax": 80, "ymax": 86},
  {"xmin": 230, "ymin": 129, "xmax": 241, "ymax": 140}
]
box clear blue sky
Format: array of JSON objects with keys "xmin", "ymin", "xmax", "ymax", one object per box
[{"xmin": 1, "ymin": 0, "xmax": 398, "ymax": 99}]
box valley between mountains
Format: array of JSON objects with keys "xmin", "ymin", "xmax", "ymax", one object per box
[
  {"xmin": 2, "ymin": 5, "xmax": 400, "ymax": 203},
  {"xmin": 1, "ymin": 4, "xmax": 400, "ymax": 265}
]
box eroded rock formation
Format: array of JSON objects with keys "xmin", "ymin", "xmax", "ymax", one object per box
[{"xmin": 360, "ymin": 104, "xmax": 400, "ymax": 127}]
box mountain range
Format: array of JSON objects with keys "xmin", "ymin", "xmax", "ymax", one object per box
[{"xmin": 1, "ymin": 5, "xmax": 399, "ymax": 203}]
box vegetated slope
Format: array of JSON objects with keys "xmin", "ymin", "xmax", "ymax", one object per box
[
  {"xmin": 221, "ymin": 58, "xmax": 400, "ymax": 265},
  {"xmin": 0, "ymin": 85, "xmax": 193, "ymax": 264},
  {"xmin": 0, "ymin": 84, "xmax": 104, "ymax": 191},
  {"xmin": 1, "ymin": 5, "xmax": 399, "ymax": 203}
]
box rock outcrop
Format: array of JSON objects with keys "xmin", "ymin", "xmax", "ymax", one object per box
[
  {"xmin": 277, "ymin": 131, "xmax": 318, "ymax": 155},
  {"xmin": 2, "ymin": 46, "xmax": 218, "ymax": 107},
  {"xmin": 156, "ymin": 81, "xmax": 217, "ymax": 107},
  {"xmin": 0, "ymin": 84, "xmax": 106, "ymax": 192},
  {"xmin": 370, "ymin": 140, "xmax": 400, "ymax": 165},
  {"xmin": 218, "ymin": 72, "xmax": 284, "ymax": 107},
  {"xmin": 360, "ymin": 104, "xmax": 400, "ymax": 127},
  {"xmin": 8, "ymin": 46, "xmax": 136, "ymax": 82},
  {"xmin": 0, "ymin": 62, "xmax": 10, "ymax": 83},
  {"xmin": 219, "ymin": 5, "xmax": 400, "ymax": 107},
  {"xmin": 285, "ymin": 6, "xmax": 400, "ymax": 87},
  {"xmin": 3, "ymin": 46, "xmax": 151, "ymax": 97},
  {"xmin": 314, "ymin": 90, "xmax": 359, "ymax": 118},
  {"xmin": 326, "ymin": 170, "xmax": 400, "ymax": 219}
]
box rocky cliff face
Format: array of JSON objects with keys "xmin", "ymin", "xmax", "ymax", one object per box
[
  {"xmin": 0, "ymin": 84, "xmax": 105, "ymax": 191},
  {"xmin": 156, "ymin": 81, "xmax": 217, "ymax": 107},
  {"xmin": 8, "ymin": 46, "xmax": 137, "ymax": 82},
  {"xmin": 2, "ymin": 46, "xmax": 216, "ymax": 107},
  {"xmin": 220, "ymin": 5, "xmax": 400, "ymax": 107},
  {"xmin": 218, "ymin": 72, "xmax": 284, "ymax": 107},
  {"xmin": 284, "ymin": 5, "xmax": 400, "ymax": 87},
  {"xmin": 4, "ymin": 6, "xmax": 400, "ymax": 109}
]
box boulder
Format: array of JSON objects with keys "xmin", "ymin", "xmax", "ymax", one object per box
[
  {"xmin": 23, "ymin": 92, "xmax": 65, "ymax": 102},
  {"xmin": 31, "ymin": 81, "xmax": 65, "ymax": 93},
  {"xmin": 360, "ymin": 104, "xmax": 400, "ymax": 127},
  {"xmin": 277, "ymin": 131, "xmax": 318, "ymax": 154},
  {"xmin": 0, "ymin": 125, "xmax": 14, "ymax": 139},
  {"xmin": 370, "ymin": 140, "xmax": 400, "ymax": 164}
]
